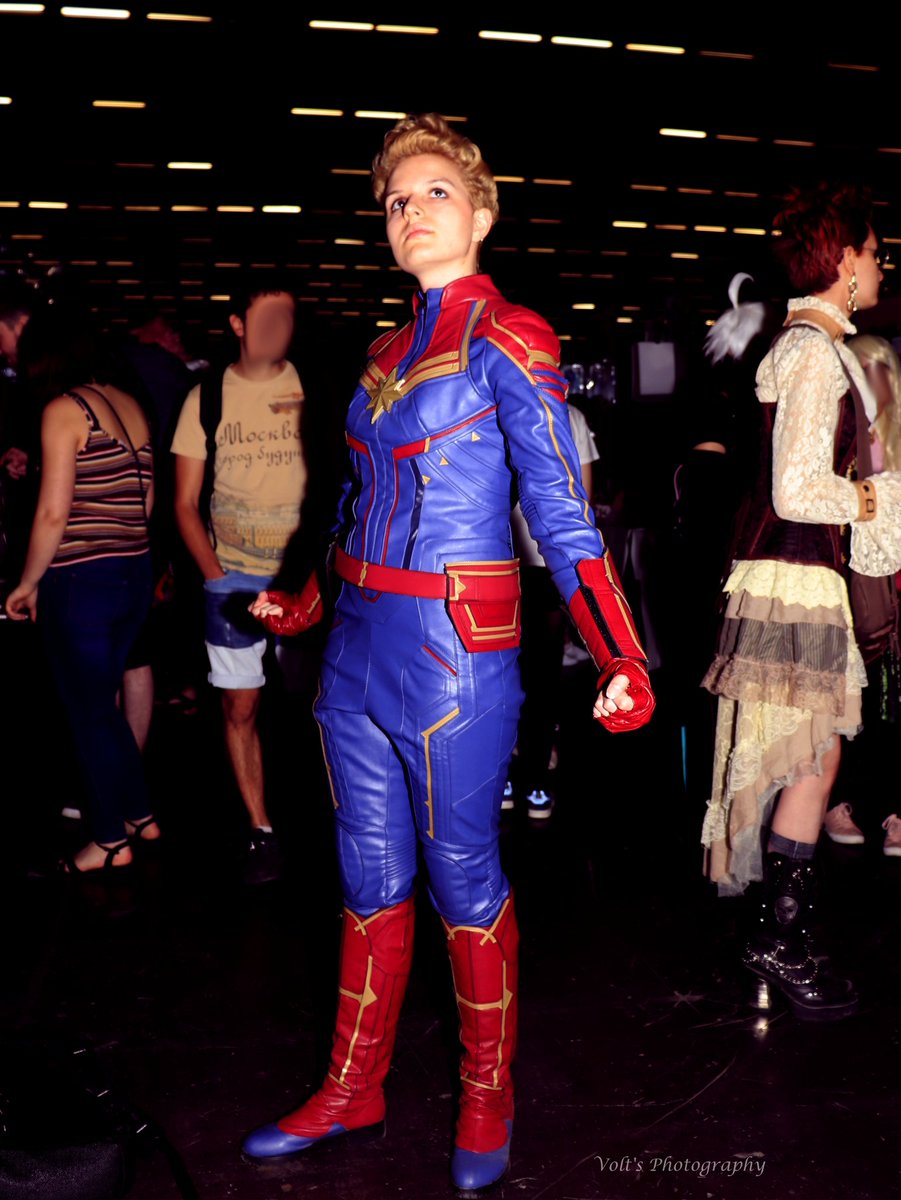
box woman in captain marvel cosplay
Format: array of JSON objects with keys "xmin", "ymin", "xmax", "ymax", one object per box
[{"xmin": 243, "ymin": 113, "xmax": 655, "ymax": 1192}]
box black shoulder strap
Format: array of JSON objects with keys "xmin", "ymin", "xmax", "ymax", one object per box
[
  {"xmin": 64, "ymin": 389, "xmax": 101, "ymax": 429},
  {"xmin": 197, "ymin": 369, "xmax": 224, "ymax": 535}
]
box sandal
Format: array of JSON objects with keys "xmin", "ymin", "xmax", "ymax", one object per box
[
  {"xmin": 124, "ymin": 815, "xmax": 161, "ymax": 842},
  {"xmin": 60, "ymin": 840, "xmax": 133, "ymax": 875}
]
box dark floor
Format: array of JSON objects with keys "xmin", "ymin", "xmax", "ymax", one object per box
[{"xmin": 2, "ymin": 619, "xmax": 901, "ymax": 1200}]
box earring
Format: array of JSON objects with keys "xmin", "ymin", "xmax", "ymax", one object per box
[{"xmin": 847, "ymin": 273, "xmax": 859, "ymax": 315}]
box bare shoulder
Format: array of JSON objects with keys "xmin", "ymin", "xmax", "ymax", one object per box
[{"xmin": 43, "ymin": 392, "xmax": 90, "ymax": 427}]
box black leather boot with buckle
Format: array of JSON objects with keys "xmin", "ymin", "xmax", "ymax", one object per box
[{"xmin": 743, "ymin": 852, "xmax": 858, "ymax": 1022}]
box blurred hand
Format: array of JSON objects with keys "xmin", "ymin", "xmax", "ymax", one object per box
[{"xmin": 1, "ymin": 447, "xmax": 27, "ymax": 480}]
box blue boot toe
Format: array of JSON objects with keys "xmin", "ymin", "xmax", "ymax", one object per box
[
  {"xmin": 451, "ymin": 1121, "xmax": 512, "ymax": 1192},
  {"xmin": 242, "ymin": 1122, "xmax": 329, "ymax": 1158}
]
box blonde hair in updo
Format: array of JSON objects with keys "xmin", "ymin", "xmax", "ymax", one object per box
[
  {"xmin": 847, "ymin": 334, "xmax": 901, "ymax": 471},
  {"xmin": 371, "ymin": 113, "xmax": 499, "ymax": 224}
]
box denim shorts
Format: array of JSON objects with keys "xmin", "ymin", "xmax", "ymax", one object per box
[{"xmin": 204, "ymin": 569, "xmax": 273, "ymax": 689}]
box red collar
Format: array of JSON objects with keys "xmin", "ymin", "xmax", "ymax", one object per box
[{"xmin": 412, "ymin": 274, "xmax": 503, "ymax": 315}]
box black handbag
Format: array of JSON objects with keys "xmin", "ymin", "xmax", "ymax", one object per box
[{"xmin": 0, "ymin": 1040, "xmax": 198, "ymax": 1200}]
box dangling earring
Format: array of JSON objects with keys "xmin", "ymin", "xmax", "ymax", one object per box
[{"xmin": 847, "ymin": 273, "xmax": 859, "ymax": 315}]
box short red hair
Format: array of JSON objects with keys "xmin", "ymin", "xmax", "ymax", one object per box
[{"xmin": 774, "ymin": 183, "xmax": 872, "ymax": 294}]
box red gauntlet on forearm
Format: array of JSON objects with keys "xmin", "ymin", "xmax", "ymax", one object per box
[
  {"xmin": 255, "ymin": 571, "xmax": 324, "ymax": 636},
  {"xmin": 568, "ymin": 555, "xmax": 656, "ymax": 732}
]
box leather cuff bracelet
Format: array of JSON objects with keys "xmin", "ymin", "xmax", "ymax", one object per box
[{"xmin": 854, "ymin": 478, "xmax": 877, "ymax": 522}]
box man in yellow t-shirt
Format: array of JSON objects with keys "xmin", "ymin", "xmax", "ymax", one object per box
[{"xmin": 172, "ymin": 284, "xmax": 306, "ymax": 883}]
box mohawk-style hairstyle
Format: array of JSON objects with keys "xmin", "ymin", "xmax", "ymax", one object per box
[{"xmin": 774, "ymin": 182, "xmax": 873, "ymax": 294}]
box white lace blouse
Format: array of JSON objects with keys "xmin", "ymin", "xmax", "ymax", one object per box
[{"xmin": 755, "ymin": 295, "xmax": 901, "ymax": 577}]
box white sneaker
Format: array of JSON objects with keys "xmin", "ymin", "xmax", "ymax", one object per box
[
  {"xmin": 527, "ymin": 789, "xmax": 554, "ymax": 820},
  {"xmin": 824, "ymin": 802, "xmax": 864, "ymax": 845},
  {"xmin": 501, "ymin": 780, "xmax": 514, "ymax": 811},
  {"xmin": 882, "ymin": 814, "xmax": 901, "ymax": 857}
]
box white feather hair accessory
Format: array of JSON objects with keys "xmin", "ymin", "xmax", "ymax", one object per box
[{"xmin": 704, "ymin": 272, "xmax": 766, "ymax": 364}]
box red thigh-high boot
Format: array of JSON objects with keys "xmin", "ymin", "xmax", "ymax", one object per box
[
  {"xmin": 243, "ymin": 897, "xmax": 415, "ymax": 1158},
  {"xmin": 442, "ymin": 892, "xmax": 518, "ymax": 1193}
]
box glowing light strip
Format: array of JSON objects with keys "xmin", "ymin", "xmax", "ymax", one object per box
[
  {"xmin": 146, "ymin": 11, "xmax": 212, "ymax": 19},
  {"xmin": 375, "ymin": 23, "xmax": 437, "ymax": 33},
  {"xmin": 0, "ymin": 3, "xmax": 45, "ymax": 11},
  {"xmin": 262, "ymin": 205, "xmax": 301, "ymax": 213},
  {"xmin": 551, "ymin": 35, "xmax": 611, "ymax": 48},
  {"xmin": 310, "ymin": 19, "xmax": 372, "ymax": 29},
  {"xmin": 478, "ymin": 29, "xmax": 541, "ymax": 42},
  {"xmin": 355, "ymin": 109, "xmax": 406, "ymax": 119},
  {"xmin": 291, "ymin": 107, "xmax": 343, "ymax": 116},
  {"xmin": 61, "ymin": 5, "xmax": 129, "ymax": 16},
  {"xmin": 167, "ymin": 161, "xmax": 212, "ymax": 169},
  {"xmin": 660, "ymin": 127, "xmax": 706, "ymax": 138},
  {"xmin": 612, "ymin": 220, "xmax": 647, "ymax": 229},
  {"xmin": 699, "ymin": 49, "xmax": 754, "ymax": 59},
  {"xmin": 627, "ymin": 42, "xmax": 684, "ymax": 54},
  {"xmin": 93, "ymin": 99, "xmax": 145, "ymax": 108},
  {"xmin": 28, "ymin": 200, "xmax": 67, "ymax": 208}
]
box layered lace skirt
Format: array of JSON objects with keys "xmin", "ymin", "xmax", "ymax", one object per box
[{"xmin": 701, "ymin": 559, "xmax": 865, "ymax": 896}]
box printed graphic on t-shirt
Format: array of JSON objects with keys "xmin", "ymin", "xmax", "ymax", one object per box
[
  {"xmin": 211, "ymin": 497, "xmax": 302, "ymax": 564},
  {"xmin": 215, "ymin": 413, "xmax": 303, "ymax": 473}
]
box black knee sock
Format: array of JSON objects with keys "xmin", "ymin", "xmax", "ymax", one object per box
[{"xmin": 767, "ymin": 831, "xmax": 816, "ymax": 860}]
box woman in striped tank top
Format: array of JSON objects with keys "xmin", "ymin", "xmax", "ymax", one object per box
[{"xmin": 6, "ymin": 312, "xmax": 159, "ymax": 873}]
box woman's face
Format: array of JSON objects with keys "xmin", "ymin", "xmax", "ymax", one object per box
[
  {"xmin": 852, "ymin": 229, "xmax": 883, "ymax": 310},
  {"xmin": 384, "ymin": 153, "xmax": 492, "ymax": 290}
]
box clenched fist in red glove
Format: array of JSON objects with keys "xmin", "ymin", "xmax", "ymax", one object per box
[{"xmin": 249, "ymin": 571, "xmax": 323, "ymax": 636}]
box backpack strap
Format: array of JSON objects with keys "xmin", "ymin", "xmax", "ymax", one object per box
[{"xmin": 198, "ymin": 369, "xmax": 224, "ymax": 542}]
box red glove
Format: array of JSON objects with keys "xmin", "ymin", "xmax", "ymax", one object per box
[
  {"xmin": 568, "ymin": 554, "xmax": 656, "ymax": 732},
  {"xmin": 254, "ymin": 572, "xmax": 323, "ymax": 636}
]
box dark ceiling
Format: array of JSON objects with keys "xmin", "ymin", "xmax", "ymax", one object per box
[{"xmin": 2, "ymin": 8, "xmax": 900, "ymax": 356}]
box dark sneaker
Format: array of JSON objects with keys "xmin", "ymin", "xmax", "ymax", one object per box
[{"xmin": 243, "ymin": 829, "xmax": 284, "ymax": 885}]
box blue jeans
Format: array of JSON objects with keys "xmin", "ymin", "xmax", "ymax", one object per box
[{"xmin": 39, "ymin": 554, "xmax": 153, "ymax": 843}]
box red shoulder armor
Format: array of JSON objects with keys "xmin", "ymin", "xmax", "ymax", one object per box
[
  {"xmin": 476, "ymin": 302, "xmax": 567, "ymax": 404},
  {"xmin": 359, "ymin": 321, "xmax": 415, "ymax": 397}
]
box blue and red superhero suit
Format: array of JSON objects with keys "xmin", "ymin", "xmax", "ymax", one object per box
[{"xmin": 243, "ymin": 275, "xmax": 654, "ymax": 1190}]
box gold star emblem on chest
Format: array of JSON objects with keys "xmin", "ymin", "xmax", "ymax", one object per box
[{"xmin": 366, "ymin": 367, "xmax": 406, "ymax": 423}]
